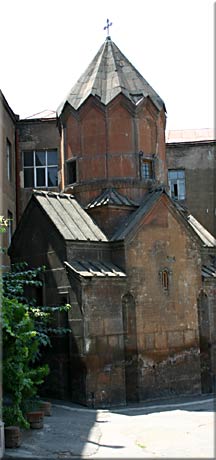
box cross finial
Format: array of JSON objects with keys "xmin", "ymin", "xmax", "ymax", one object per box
[{"xmin": 103, "ymin": 18, "xmax": 112, "ymax": 38}]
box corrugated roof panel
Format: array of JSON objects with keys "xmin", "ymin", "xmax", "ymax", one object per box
[
  {"xmin": 187, "ymin": 215, "xmax": 216, "ymax": 248},
  {"xmin": 89, "ymin": 260, "xmax": 116, "ymax": 277},
  {"xmin": 112, "ymin": 189, "xmax": 163, "ymax": 241},
  {"xmin": 48, "ymin": 194, "xmax": 87, "ymax": 240},
  {"xmin": 98, "ymin": 260, "xmax": 127, "ymax": 277},
  {"xmin": 60, "ymin": 198, "xmax": 89, "ymax": 239},
  {"xmin": 202, "ymin": 264, "xmax": 216, "ymax": 278},
  {"xmin": 34, "ymin": 191, "xmax": 107, "ymax": 242},
  {"xmin": 64, "ymin": 260, "xmax": 92, "ymax": 277},
  {"xmin": 36, "ymin": 193, "xmax": 76, "ymax": 240},
  {"xmin": 82, "ymin": 260, "xmax": 106, "ymax": 277},
  {"xmin": 86, "ymin": 188, "xmax": 138, "ymax": 210},
  {"xmin": 65, "ymin": 259, "xmax": 126, "ymax": 278},
  {"xmin": 71, "ymin": 198, "xmax": 107, "ymax": 240}
]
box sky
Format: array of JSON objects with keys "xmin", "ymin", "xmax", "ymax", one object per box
[{"xmin": 0, "ymin": 0, "xmax": 214, "ymax": 131}]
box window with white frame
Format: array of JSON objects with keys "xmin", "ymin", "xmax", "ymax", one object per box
[
  {"xmin": 23, "ymin": 149, "xmax": 58, "ymax": 188},
  {"xmin": 168, "ymin": 169, "xmax": 185, "ymax": 200}
]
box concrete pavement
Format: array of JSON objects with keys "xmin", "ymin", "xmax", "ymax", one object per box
[{"xmin": 3, "ymin": 394, "xmax": 215, "ymax": 459}]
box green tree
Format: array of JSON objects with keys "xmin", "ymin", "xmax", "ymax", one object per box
[
  {"xmin": 2, "ymin": 294, "xmax": 49, "ymax": 427},
  {"xmin": 1, "ymin": 219, "xmax": 70, "ymax": 427}
]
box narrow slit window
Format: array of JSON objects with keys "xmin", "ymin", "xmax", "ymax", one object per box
[
  {"xmin": 67, "ymin": 160, "xmax": 77, "ymax": 185},
  {"xmin": 161, "ymin": 270, "xmax": 169, "ymax": 290},
  {"xmin": 6, "ymin": 139, "xmax": 12, "ymax": 181}
]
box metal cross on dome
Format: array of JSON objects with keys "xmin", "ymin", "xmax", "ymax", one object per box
[{"xmin": 104, "ymin": 18, "xmax": 112, "ymax": 37}]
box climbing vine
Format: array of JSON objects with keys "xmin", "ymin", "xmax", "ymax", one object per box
[{"xmin": 0, "ymin": 219, "xmax": 70, "ymax": 427}]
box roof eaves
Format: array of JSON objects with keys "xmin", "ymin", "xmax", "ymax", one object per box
[
  {"xmin": 202, "ymin": 264, "xmax": 216, "ymax": 278},
  {"xmin": 112, "ymin": 189, "xmax": 164, "ymax": 241},
  {"xmin": 186, "ymin": 215, "xmax": 216, "ymax": 248},
  {"xmin": 65, "ymin": 259, "xmax": 126, "ymax": 278}
]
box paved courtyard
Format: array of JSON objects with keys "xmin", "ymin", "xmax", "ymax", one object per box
[{"xmin": 4, "ymin": 394, "xmax": 215, "ymax": 459}]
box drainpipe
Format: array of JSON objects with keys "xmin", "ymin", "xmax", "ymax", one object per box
[
  {"xmin": 60, "ymin": 120, "xmax": 65, "ymax": 192},
  {"xmin": 15, "ymin": 125, "xmax": 20, "ymax": 224}
]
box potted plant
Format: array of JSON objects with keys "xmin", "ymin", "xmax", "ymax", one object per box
[
  {"xmin": 3, "ymin": 406, "xmax": 23, "ymax": 448},
  {"xmin": 4, "ymin": 426, "xmax": 22, "ymax": 448},
  {"xmin": 39, "ymin": 400, "xmax": 52, "ymax": 416},
  {"xmin": 26, "ymin": 411, "xmax": 44, "ymax": 429}
]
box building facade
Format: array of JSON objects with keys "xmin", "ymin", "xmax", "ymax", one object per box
[
  {"xmin": 166, "ymin": 129, "xmax": 216, "ymax": 237},
  {"xmin": 0, "ymin": 91, "xmax": 18, "ymax": 268},
  {"xmin": 1, "ymin": 37, "xmax": 216, "ymax": 406}
]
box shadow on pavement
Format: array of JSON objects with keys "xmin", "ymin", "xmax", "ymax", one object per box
[
  {"xmin": 3, "ymin": 394, "xmax": 215, "ymax": 459},
  {"xmin": 4, "ymin": 404, "xmax": 100, "ymax": 459}
]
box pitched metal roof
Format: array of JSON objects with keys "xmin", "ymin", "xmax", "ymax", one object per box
[
  {"xmin": 64, "ymin": 260, "xmax": 126, "ymax": 278},
  {"xmin": 86, "ymin": 188, "xmax": 138, "ymax": 210},
  {"xmin": 33, "ymin": 190, "xmax": 107, "ymax": 242},
  {"xmin": 57, "ymin": 37, "xmax": 165, "ymax": 116},
  {"xmin": 112, "ymin": 189, "xmax": 163, "ymax": 241},
  {"xmin": 112, "ymin": 188, "xmax": 216, "ymax": 247},
  {"xmin": 186, "ymin": 215, "xmax": 216, "ymax": 248},
  {"xmin": 202, "ymin": 264, "xmax": 216, "ymax": 279}
]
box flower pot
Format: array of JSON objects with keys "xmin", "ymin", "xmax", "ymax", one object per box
[
  {"xmin": 5, "ymin": 426, "xmax": 22, "ymax": 448},
  {"xmin": 39, "ymin": 401, "xmax": 52, "ymax": 416},
  {"xmin": 26, "ymin": 411, "xmax": 44, "ymax": 429}
]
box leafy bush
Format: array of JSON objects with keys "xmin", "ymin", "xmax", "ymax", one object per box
[
  {"xmin": 1, "ymin": 261, "xmax": 70, "ymax": 428},
  {"xmin": 2, "ymin": 294, "xmax": 49, "ymax": 427}
]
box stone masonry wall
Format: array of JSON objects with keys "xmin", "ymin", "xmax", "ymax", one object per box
[
  {"xmin": 124, "ymin": 196, "xmax": 202, "ymax": 399},
  {"xmin": 82, "ymin": 277, "xmax": 126, "ymax": 408},
  {"xmin": 166, "ymin": 141, "xmax": 216, "ymax": 237}
]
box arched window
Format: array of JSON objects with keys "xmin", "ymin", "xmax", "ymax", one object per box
[
  {"xmin": 122, "ymin": 292, "xmax": 136, "ymax": 334},
  {"xmin": 159, "ymin": 268, "xmax": 170, "ymax": 291},
  {"xmin": 162, "ymin": 270, "xmax": 169, "ymax": 290}
]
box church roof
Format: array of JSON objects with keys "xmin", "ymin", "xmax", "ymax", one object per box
[
  {"xmin": 57, "ymin": 37, "xmax": 165, "ymax": 116},
  {"xmin": 33, "ymin": 190, "xmax": 108, "ymax": 241},
  {"xmin": 86, "ymin": 188, "xmax": 138, "ymax": 209},
  {"xmin": 186, "ymin": 214, "xmax": 216, "ymax": 248},
  {"xmin": 112, "ymin": 188, "xmax": 216, "ymax": 248},
  {"xmin": 112, "ymin": 188, "xmax": 163, "ymax": 241},
  {"xmin": 202, "ymin": 264, "xmax": 216, "ymax": 279},
  {"xmin": 65, "ymin": 260, "xmax": 126, "ymax": 278}
]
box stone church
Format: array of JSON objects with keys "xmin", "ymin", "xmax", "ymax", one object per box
[{"xmin": 8, "ymin": 36, "xmax": 216, "ymax": 407}]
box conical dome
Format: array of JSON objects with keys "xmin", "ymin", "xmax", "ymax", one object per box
[{"xmin": 57, "ymin": 37, "xmax": 165, "ymax": 116}]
